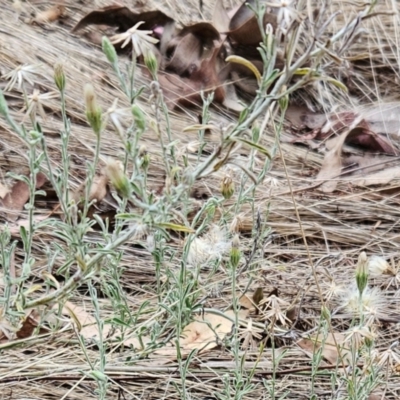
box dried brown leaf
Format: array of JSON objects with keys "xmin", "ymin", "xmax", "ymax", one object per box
[
  {"xmin": 298, "ymin": 333, "xmax": 351, "ymax": 365},
  {"xmin": 72, "ymin": 6, "xmax": 173, "ymax": 33},
  {"xmin": 179, "ymin": 22, "xmax": 220, "ymax": 44},
  {"xmin": 350, "ymin": 166, "xmax": 400, "ymax": 187},
  {"xmin": 165, "ymin": 33, "xmax": 202, "ymax": 76},
  {"xmin": 159, "ymin": 47, "xmax": 225, "ymax": 109},
  {"xmin": 239, "ymin": 294, "xmax": 254, "ymax": 309},
  {"xmin": 229, "ymin": 0, "xmax": 276, "ymax": 45},
  {"xmin": 155, "ymin": 310, "xmax": 248, "ymax": 358},
  {"xmin": 16, "ymin": 309, "xmax": 41, "ymax": 339},
  {"xmin": 316, "ymin": 122, "xmax": 398, "ymax": 192},
  {"xmin": 72, "ymin": 170, "xmax": 108, "ymax": 206},
  {"xmin": 223, "ymin": 83, "xmax": 245, "ymax": 112},
  {"xmin": 1, "ymin": 172, "xmax": 47, "ymax": 221},
  {"xmin": 0, "ymin": 182, "xmax": 10, "ymax": 199},
  {"xmin": 179, "ymin": 312, "xmax": 233, "ymax": 352},
  {"xmin": 63, "ymin": 301, "xmax": 149, "ymax": 349},
  {"xmin": 63, "ymin": 301, "xmax": 112, "ymax": 340},
  {"xmin": 213, "ymin": 0, "xmax": 230, "ymax": 35}
]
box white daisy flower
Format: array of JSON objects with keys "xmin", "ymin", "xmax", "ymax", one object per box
[
  {"xmin": 110, "ymin": 21, "xmax": 159, "ymax": 57},
  {"xmin": 3, "ymin": 64, "xmax": 43, "ymax": 92}
]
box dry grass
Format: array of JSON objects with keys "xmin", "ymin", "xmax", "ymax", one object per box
[{"xmin": 1, "ymin": 0, "xmax": 400, "ymax": 399}]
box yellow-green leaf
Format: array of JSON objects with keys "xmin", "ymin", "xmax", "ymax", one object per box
[
  {"xmin": 324, "ymin": 77, "xmax": 348, "ymax": 92},
  {"xmin": 183, "ymin": 124, "xmax": 216, "ymax": 132},
  {"xmin": 225, "ymin": 55, "xmax": 261, "ymax": 84},
  {"xmin": 293, "ymin": 68, "xmax": 314, "ymax": 76},
  {"xmin": 232, "ymin": 137, "xmax": 271, "ymax": 159},
  {"xmin": 157, "ymin": 223, "xmax": 195, "ymax": 233},
  {"xmin": 24, "ymin": 285, "xmax": 42, "ymax": 295}
]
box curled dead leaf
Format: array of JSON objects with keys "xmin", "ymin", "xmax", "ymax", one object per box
[
  {"xmin": 72, "ymin": 6, "xmax": 173, "ymax": 33},
  {"xmin": 155, "ymin": 310, "xmax": 248, "ymax": 359},
  {"xmin": 16, "ymin": 309, "xmax": 42, "ymax": 339},
  {"xmin": 72, "ymin": 170, "xmax": 109, "ymax": 206},
  {"xmin": 179, "ymin": 22, "xmax": 220, "ymax": 44},
  {"xmin": 159, "ymin": 47, "xmax": 225, "ymax": 109},
  {"xmin": 298, "ymin": 332, "xmax": 351, "ymax": 365},
  {"xmin": 228, "ymin": 0, "xmax": 277, "ymax": 46},
  {"xmin": 164, "ymin": 33, "xmax": 202, "ymax": 76},
  {"xmin": 0, "ymin": 172, "xmax": 47, "ymax": 221},
  {"xmin": 316, "ymin": 125, "xmax": 398, "ymax": 192}
]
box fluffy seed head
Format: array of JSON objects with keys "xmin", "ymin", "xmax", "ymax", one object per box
[{"xmin": 368, "ymin": 255, "xmax": 391, "ymax": 277}]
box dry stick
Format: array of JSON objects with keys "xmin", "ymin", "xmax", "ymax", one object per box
[{"xmin": 276, "ymin": 137, "xmax": 349, "ymax": 376}]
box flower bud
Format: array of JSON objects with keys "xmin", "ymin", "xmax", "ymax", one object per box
[
  {"xmin": 279, "ymin": 86, "xmax": 289, "ymax": 111},
  {"xmin": 69, "ymin": 199, "xmax": 78, "ymax": 226},
  {"xmin": 139, "ymin": 145, "xmax": 150, "ymax": 170},
  {"xmin": 54, "ymin": 63, "xmax": 66, "ymax": 92},
  {"xmin": 252, "ymin": 122, "xmax": 260, "ymax": 143},
  {"xmin": 102, "ymin": 36, "xmax": 118, "ymax": 65},
  {"xmin": 230, "ymin": 235, "xmax": 241, "ymax": 268},
  {"xmin": 221, "ymin": 175, "xmax": 234, "ymax": 200},
  {"xmin": 90, "ymin": 370, "xmax": 107, "ymax": 383},
  {"xmin": 229, "ymin": 215, "xmax": 242, "ymax": 233},
  {"xmin": 320, "ymin": 305, "xmax": 331, "ymax": 322},
  {"xmin": 105, "ymin": 159, "xmax": 131, "ymax": 198},
  {"xmin": 146, "ymin": 234, "xmax": 155, "ymax": 253},
  {"xmin": 144, "ymin": 48, "xmax": 158, "ymax": 78},
  {"xmin": 265, "ymin": 23, "xmax": 274, "ymax": 51},
  {"xmin": 84, "ymin": 83, "xmax": 102, "ymax": 136},
  {"xmin": 142, "ymin": 154, "xmax": 150, "ymax": 171},
  {"xmin": 132, "ymin": 104, "xmax": 146, "ymax": 133},
  {"xmin": 355, "ymin": 251, "xmax": 369, "ymax": 296}
]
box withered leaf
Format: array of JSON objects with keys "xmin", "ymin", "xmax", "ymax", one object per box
[
  {"xmin": 229, "ymin": 0, "xmax": 277, "ymax": 45},
  {"xmin": 72, "ymin": 170, "xmax": 109, "ymax": 206},
  {"xmin": 63, "ymin": 301, "xmax": 112, "ymax": 340},
  {"xmin": 298, "ymin": 332, "xmax": 351, "ymax": 365},
  {"xmin": 16, "ymin": 309, "xmax": 44, "ymax": 339},
  {"xmin": 63, "ymin": 301, "xmax": 150, "ymax": 350},
  {"xmin": 164, "ymin": 22, "xmax": 221, "ymax": 76},
  {"xmin": 213, "ymin": 0, "xmax": 231, "ymax": 35},
  {"xmin": 188, "ymin": 46, "xmax": 225, "ymax": 102},
  {"xmin": 72, "ymin": 6, "xmax": 173, "ymax": 33},
  {"xmin": 159, "ymin": 47, "xmax": 225, "ymax": 109},
  {"xmin": 165, "ymin": 33, "xmax": 202, "ymax": 76},
  {"xmin": 317, "ymin": 125, "xmax": 398, "ymax": 192},
  {"xmin": 158, "ymin": 72, "xmax": 200, "ymax": 109},
  {"xmin": 345, "ymin": 127, "xmax": 398, "ymax": 155},
  {"xmin": 155, "ymin": 310, "xmax": 248, "ymax": 359},
  {"xmin": 231, "ymin": 71, "xmax": 259, "ymax": 96},
  {"xmin": 179, "ymin": 22, "xmax": 220, "ymax": 44},
  {"xmin": 1, "ymin": 172, "xmax": 47, "ymax": 221},
  {"xmin": 350, "ymin": 166, "xmax": 400, "ymax": 187}
]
